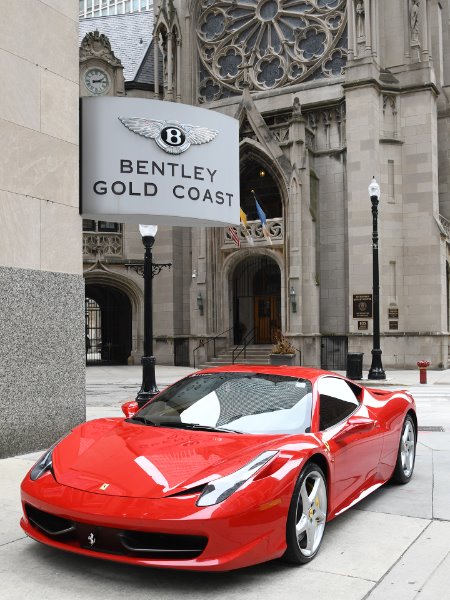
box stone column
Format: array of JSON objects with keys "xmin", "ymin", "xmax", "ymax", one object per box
[
  {"xmin": 348, "ymin": 0, "xmax": 356, "ymax": 61},
  {"xmin": 404, "ymin": 0, "xmax": 411, "ymax": 59},
  {"xmin": 420, "ymin": 0, "xmax": 429, "ymax": 60},
  {"xmin": 167, "ymin": 32, "xmax": 174, "ymax": 101},
  {"xmin": 364, "ymin": 0, "xmax": 371, "ymax": 54},
  {"xmin": 346, "ymin": 84, "xmax": 381, "ymax": 338},
  {"xmin": 370, "ymin": 0, "xmax": 378, "ymax": 58},
  {"xmin": 176, "ymin": 38, "xmax": 182, "ymax": 102},
  {"xmin": 153, "ymin": 29, "xmax": 159, "ymax": 99}
]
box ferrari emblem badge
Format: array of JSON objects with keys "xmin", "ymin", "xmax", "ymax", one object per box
[
  {"xmin": 99, "ymin": 483, "xmax": 109, "ymax": 491},
  {"xmin": 119, "ymin": 117, "xmax": 218, "ymax": 155},
  {"xmin": 323, "ymin": 440, "xmax": 331, "ymax": 453},
  {"xmin": 87, "ymin": 533, "xmax": 96, "ymax": 547}
]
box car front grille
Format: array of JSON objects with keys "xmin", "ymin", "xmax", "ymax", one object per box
[{"xmin": 25, "ymin": 504, "xmax": 208, "ymax": 559}]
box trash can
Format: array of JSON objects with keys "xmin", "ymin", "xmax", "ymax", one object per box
[{"xmin": 346, "ymin": 352, "xmax": 364, "ymax": 380}]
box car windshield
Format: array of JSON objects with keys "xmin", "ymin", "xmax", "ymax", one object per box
[{"xmin": 136, "ymin": 372, "xmax": 313, "ymax": 435}]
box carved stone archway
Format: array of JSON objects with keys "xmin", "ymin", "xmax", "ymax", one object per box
[{"xmin": 84, "ymin": 270, "xmax": 143, "ymax": 363}]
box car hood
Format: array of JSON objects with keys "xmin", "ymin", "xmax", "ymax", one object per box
[{"xmin": 52, "ymin": 418, "xmax": 292, "ymax": 499}]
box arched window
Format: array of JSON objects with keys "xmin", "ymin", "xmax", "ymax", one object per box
[{"xmin": 240, "ymin": 160, "xmax": 282, "ymax": 220}]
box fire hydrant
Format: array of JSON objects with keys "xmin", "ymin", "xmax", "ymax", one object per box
[{"xmin": 417, "ymin": 360, "xmax": 430, "ymax": 384}]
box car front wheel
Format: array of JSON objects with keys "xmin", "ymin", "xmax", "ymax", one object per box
[
  {"xmin": 392, "ymin": 414, "xmax": 416, "ymax": 484},
  {"xmin": 283, "ymin": 462, "xmax": 327, "ymax": 564}
]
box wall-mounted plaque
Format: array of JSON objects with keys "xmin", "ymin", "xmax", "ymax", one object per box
[
  {"xmin": 389, "ymin": 321, "xmax": 399, "ymax": 330},
  {"xmin": 388, "ymin": 307, "xmax": 399, "ymax": 319},
  {"xmin": 353, "ymin": 294, "xmax": 373, "ymax": 319},
  {"xmin": 358, "ymin": 321, "xmax": 368, "ymax": 331}
]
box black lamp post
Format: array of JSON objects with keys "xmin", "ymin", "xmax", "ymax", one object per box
[
  {"xmin": 136, "ymin": 224, "xmax": 159, "ymax": 407},
  {"xmin": 367, "ymin": 177, "xmax": 386, "ymax": 380},
  {"xmin": 125, "ymin": 227, "xmax": 171, "ymax": 407}
]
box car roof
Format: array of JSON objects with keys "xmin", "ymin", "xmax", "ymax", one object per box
[{"xmin": 196, "ymin": 364, "xmax": 338, "ymax": 384}]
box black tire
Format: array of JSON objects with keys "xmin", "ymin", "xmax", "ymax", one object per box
[
  {"xmin": 283, "ymin": 462, "xmax": 327, "ymax": 565},
  {"xmin": 392, "ymin": 414, "xmax": 416, "ymax": 484}
]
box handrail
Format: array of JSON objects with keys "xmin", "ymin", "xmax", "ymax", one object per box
[
  {"xmin": 232, "ymin": 327, "xmax": 256, "ymax": 364},
  {"xmin": 192, "ymin": 326, "xmax": 233, "ymax": 368}
]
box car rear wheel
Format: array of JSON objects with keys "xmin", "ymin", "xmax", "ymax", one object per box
[
  {"xmin": 392, "ymin": 414, "xmax": 416, "ymax": 484},
  {"xmin": 283, "ymin": 462, "xmax": 327, "ymax": 564}
]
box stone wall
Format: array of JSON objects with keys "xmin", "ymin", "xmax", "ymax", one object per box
[{"xmin": 0, "ymin": 1, "xmax": 84, "ymax": 457}]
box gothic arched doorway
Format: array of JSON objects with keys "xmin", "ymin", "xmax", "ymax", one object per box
[
  {"xmin": 85, "ymin": 283, "xmax": 132, "ymax": 365},
  {"xmin": 232, "ymin": 255, "xmax": 281, "ymax": 344}
]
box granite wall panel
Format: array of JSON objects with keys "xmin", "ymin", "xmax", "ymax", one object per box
[{"xmin": 0, "ymin": 267, "xmax": 86, "ymax": 458}]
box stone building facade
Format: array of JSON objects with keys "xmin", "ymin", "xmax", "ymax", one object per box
[
  {"xmin": 80, "ymin": 1, "xmax": 450, "ymax": 371},
  {"xmin": 1, "ymin": 2, "xmax": 85, "ymax": 458}
]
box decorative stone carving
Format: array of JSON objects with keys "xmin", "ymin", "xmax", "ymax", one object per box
[
  {"xmin": 153, "ymin": 0, "xmax": 182, "ymax": 100},
  {"xmin": 304, "ymin": 103, "xmax": 346, "ymax": 151},
  {"xmin": 223, "ymin": 218, "xmax": 284, "ymax": 248},
  {"xmin": 79, "ymin": 30, "xmax": 122, "ymax": 67},
  {"xmin": 355, "ymin": 0, "xmax": 365, "ymax": 39},
  {"xmin": 383, "ymin": 94, "xmax": 397, "ymax": 114},
  {"xmin": 410, "ymin": 0, "xmax": 420, "ymax": 44},
  {"xmin": 293, "ymin": 96, "xmax": 302, "ymax": 116},
  {"xmin": 197, "ymin": 0, "xmax": 348, "ymax": 101},
  {"xmin": 83, "ymin": 233, "xmax": 123, "ymax": 257},
  {"xmin": 382, "ymin": 94, "xmax": 399, "ymax": 138}
]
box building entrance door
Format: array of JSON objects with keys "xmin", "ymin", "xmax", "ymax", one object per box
[
  {"xmin": 254, "ymin": 295, "xmax": 280, "ymax": 343},
  {"xmin": 232, "ymin": 255, "xmax": 281, "ymax": 345}
]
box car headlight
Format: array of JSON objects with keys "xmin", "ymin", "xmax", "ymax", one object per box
[
  {"xmin": 196, "ymin": 450, "xmax": 278, "ymax": 507},
  {"xmin": 30, "ymin": 446, "xmax": 55, "ymax": 481}
]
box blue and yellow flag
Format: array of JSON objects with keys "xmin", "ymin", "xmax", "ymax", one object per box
[{"xmin": 251, "ymin": 190, "xmax": 271, "ymax": 244}]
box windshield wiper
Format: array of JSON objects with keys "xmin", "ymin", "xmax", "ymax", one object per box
[
  {"xmin": 158, "ymin": 422, "xmax": 243, "ymax": 434},
  {"xmin": 126, "ymin": 416, "xmax": 160, "ymax": 426}
]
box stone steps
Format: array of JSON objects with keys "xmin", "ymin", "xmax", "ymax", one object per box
[{"xmin": 198, "ymin": 345, "xmax": 272, "ymax": 369}]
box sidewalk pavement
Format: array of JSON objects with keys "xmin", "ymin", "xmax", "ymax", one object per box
[
  {"xmin": 1, "ymin": 364, "xmax": 449, "ymax": 599},
  {"xmin": 336, "ymin": 367, "xmax": 450, "ymax": 387}
]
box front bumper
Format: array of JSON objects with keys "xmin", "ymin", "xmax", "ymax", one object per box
[{"xmin": 20, "ymin": 470, "xmax": 290, "ymax": 571}]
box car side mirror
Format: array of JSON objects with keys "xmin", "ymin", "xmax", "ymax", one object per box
[{"xmin": 121, "ymin": 400, "xmax": 139, "ymax": 418}]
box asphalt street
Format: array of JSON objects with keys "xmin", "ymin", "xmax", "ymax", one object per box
[{"xmin": 1, "ymin": 365, "xmax": 449, "ymax": 600}]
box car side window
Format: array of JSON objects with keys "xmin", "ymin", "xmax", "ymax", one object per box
[{"xmin": 318, "ymin": 377, "xmax": 360, "ymax": 431}]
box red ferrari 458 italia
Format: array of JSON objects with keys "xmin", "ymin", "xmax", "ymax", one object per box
[{"xmin": 21, "ymin": 365, "xmax": 417, "ymax": 571}]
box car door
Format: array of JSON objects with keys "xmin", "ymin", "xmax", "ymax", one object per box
[{"xmin": 316, "ymin": 377, "xmax": 384, "ymax": 514}]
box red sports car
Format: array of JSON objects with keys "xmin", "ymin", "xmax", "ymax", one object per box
[{"xmin": 20, "ymin": 365, "xmax": 417, "ymax": 571}]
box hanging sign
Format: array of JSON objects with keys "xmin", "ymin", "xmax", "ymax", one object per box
[{"xmin": 81, "ymin": 97, "xmax": 240, "ymax": 226}]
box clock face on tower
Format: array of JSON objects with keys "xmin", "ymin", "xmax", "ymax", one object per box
[{"xmin": 84, "ymin": 67, "xmax": 111, "ymax": 95}]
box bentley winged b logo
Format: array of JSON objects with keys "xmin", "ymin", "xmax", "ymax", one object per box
[{"xmin": 118, "ymin": 117, "xmax": 218, "ymax": 155}]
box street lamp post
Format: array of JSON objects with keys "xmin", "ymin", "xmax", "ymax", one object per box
[
  {"xmin": 136, "ymin": 224, "xmax": 159, "ymax": 407},
  {"xmin": 367, "ymin": 177, "xmax": 386, "ymax": 380},
  {"xmin": 126, "ymin": 227, "xmax": 172, "ymax": 407}
]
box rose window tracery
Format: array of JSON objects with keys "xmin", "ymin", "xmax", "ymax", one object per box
[{"xmin": 197, "ymin": 0, "xmax": 347, "ymax": 102}]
